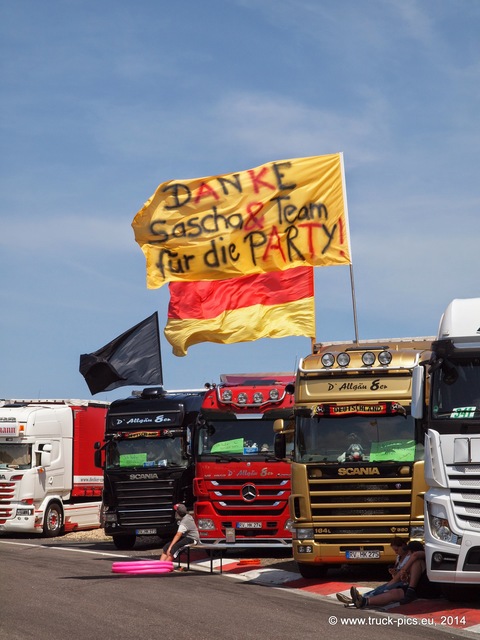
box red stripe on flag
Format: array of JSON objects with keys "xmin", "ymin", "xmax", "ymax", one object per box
[{"xmin": 167, "ymin": 266, "xmax": 313, "ymax": 321}]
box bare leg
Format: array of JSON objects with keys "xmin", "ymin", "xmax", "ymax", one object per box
[
  {"xmin": 406, "ymin": 559, "xmax": 425, "ymax": 589},
  {"xmin": 365, "ymin": 587, "xmax": 405, "ymax": 607},
  {"xmin": 360, "ymin": 558, "xmax": 427, "ymax": 608}
]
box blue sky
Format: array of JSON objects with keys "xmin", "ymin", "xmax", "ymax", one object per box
[{"xmin": 1, "ymin": 0, "xmax": 479, "ymax": 400}]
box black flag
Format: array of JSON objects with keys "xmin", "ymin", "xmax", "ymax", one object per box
[{"xmin": 79, "ymin": 312, "xmax": 163, "ymax": 395}]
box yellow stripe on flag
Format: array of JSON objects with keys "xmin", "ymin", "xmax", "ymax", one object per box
[{"xmin": 165, "ymin": 296, "xmax": 315, "ymax": 356}]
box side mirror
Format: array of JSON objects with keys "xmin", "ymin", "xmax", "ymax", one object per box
[
  {"xmin": 94, "ymin": 441, "xmax": 105, "ymax": 469},
  {"xmin": 411, "ymin": 365, "xmax": 424, "ymax": 419},
  {"xmin": 273, "ymin": 418, "xmax": 285, "ymax": 433},
  {"xmin": 40, "ymin": 444, "xmax": 52, "ymax": 468},
  {"xmin": 274, "ymin": 433, "xmax": 286, "ymax": 459},
  {"xmin": 94, "ymin": 449, "xmax": 102, "ymax": 469}
]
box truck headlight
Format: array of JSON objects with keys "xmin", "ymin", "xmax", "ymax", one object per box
[
  {"xmin": 104, "ymin": 512, "xmax": 118, "ymax": 523},
  {"xmin": 16, "ymin": 508, "xmax": 33, "ymax": 516},
  {"xmin": 197, "ymin": 518, "xmax": 215, "ymax": 530},
  {"xmin": 429, "ymin": 515, "xmax": 459, "ymax": 544},
  {"xmin": 294, "ymin": 527, "xmax": 314, "ymax": 540},
  {"xmin": 409, "ymin": 525, "xmax": 424, "ymax": 539},
  {"xmin": 285, "ymin": 518, "xmax": 294, "ymax": 532}
]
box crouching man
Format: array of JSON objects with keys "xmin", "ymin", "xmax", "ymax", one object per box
[{"xmin": 160, "ymin": 503, "xmax": 200, "ymax": 563}]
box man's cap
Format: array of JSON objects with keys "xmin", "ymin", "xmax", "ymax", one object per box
[{"xmin": 174, "ymin": 503, "xmax": 187, "ymax": 516}]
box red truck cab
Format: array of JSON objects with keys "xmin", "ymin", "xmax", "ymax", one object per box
[{"xmin": 193, "ymin": 374, "xmax": 294, "ymax": 547}]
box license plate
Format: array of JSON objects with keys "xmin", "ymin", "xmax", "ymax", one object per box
[
  {"xmin": 236, "ymin": 522, "xmax": 262, "ymax": 529},
  {"xmin": 345, "ymin": 550, "xmax": 380, "ymax": 559},
  {"xmin": 136, "ymin": 528, "xmax": 157, "ymax": 535}
]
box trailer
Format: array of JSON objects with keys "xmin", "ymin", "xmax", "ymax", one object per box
[{"xmin": 0, "ymin": 399, "xmax": 108, "ymax": 536}]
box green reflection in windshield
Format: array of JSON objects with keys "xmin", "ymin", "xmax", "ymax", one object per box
[
  {"xmin": 120, "ymin": 453, "xmax": 147, "ymax": 467},
  {"xmin": 370, "ymin": 439, "xmax": 415, "ymax": 462},
  {"xmin": 211, "ymin": 438, "xmax": 244, "ymax": 454}
]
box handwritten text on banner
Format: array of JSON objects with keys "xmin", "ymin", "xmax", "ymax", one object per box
[{"xmin": 132, "ymin": 153, "xmax": 351, "ymax": 288}]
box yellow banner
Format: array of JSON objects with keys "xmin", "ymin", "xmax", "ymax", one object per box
[{"xmin": 132, "ymin": 153, "xmax": 351, "ymax": 288}]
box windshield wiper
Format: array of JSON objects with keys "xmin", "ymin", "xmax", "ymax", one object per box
[
  {"xmin": 210, "ymin": 453, "xmax": 241, "ymax": 463},
  {"xmin": 263, "ymin": 455, "xmax": 281, "ymax": 462},
  {"xmin": 301, "ymin": 456, "xmax": 335, "ymax": 463}
]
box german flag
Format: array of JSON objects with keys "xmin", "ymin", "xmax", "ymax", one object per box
[{"xmin": 164, "ymin": 266, "xmax": 315, "ymax": 356}]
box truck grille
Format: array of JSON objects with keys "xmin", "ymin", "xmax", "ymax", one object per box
[
  {"xmin": 447, "ymin": 465, "xmax": 480, "ymax": 531},
  {"xmin": 206, "ymin": 478, "xmax": 290, "ymax": 517},
  {"xmin": 0, "ymin": 482, "xmax": 16, "ymax": 524},
  {"xmin": 308, "ymin": 475, "xmax": 413, "ymax": 544},
  {"xmin": 0, "ymin": 481, "xmax": 15, "ymax": 501},
  {"xmin": 0, "ymin": 508, "xmax": 13, "ymax": 523},
  {"xmin": 0, "ymin": 482, "xmax": 15, "ymax": 522},
  {"xmin": 112, "ymin": 478, "xmax": 176, "ymax": 528}
]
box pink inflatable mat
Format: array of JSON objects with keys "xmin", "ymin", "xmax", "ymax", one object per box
[{"xmin": 112, "ymin": 560, "xmax": 174, "ymax": 574}]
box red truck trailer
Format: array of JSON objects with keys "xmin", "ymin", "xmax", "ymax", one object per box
[{"xmin": 0, "ymin": 399, "xmax": 108, "ymax": 536}]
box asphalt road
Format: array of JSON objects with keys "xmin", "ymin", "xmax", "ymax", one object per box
[{"xmin": 0, "ymin": 532, "xmax": 473, "ymax": 640}]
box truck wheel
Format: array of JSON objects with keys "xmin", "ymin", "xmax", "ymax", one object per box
[
  {"xmin": 43, "ymin": 503, "xmax": 64, "ymax": 537},
  {"xmin": 297, "ymin": 562, "xmax": 328, "ymax": 579},
  {"xmin": 112, "ymin": 534, "xmax": 137, "ymax": 550},
  {"xmin": 441, "ymin": 583, "xmax": 480, "ymax": 602}
]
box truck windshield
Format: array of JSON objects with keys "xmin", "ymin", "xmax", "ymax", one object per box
[
  {"xmin": 431, "ymin": 360, "xmax": 480, "ymax": 420},
  {"xmin": 0, "ymin": 443, "xmax": 32, "ymax": 469},
  {"xmin": 197, "ymin": 419, "xmax": 279, "ymax": 459},
  {"xmin": 106, "ymin": 437, "xmax": 187, "ymax": 469},
  {"xmin": 295, "ymin": 414, "xmax": 421, "ymax": 463}
]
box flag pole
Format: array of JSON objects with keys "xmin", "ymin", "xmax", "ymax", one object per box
[
  {"xmin": 338, "ymin": 152, "xmax": 359, "ymax": 345},
  {"xmin": 310, "ymin": 265, "xmax": 317, "ymax": 352},
  {"xmin": 349, "ymin": 264, "xmax": 359, "ymax": 344}
]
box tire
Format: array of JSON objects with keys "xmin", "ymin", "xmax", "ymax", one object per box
[
  {"xmin": 441, "ymin": 583, "xmax": 480, "ymax": 602},
  {"xmin": 43, "ymin": 502, "xmax": 64, "ymax": 537},
  {"xmin": 112, "ymin": 534, "xmax": 137, "ymax": 550},
  {"xmin": 297, "ymin": 562, "xmax": 328, "ymax": 579}
]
